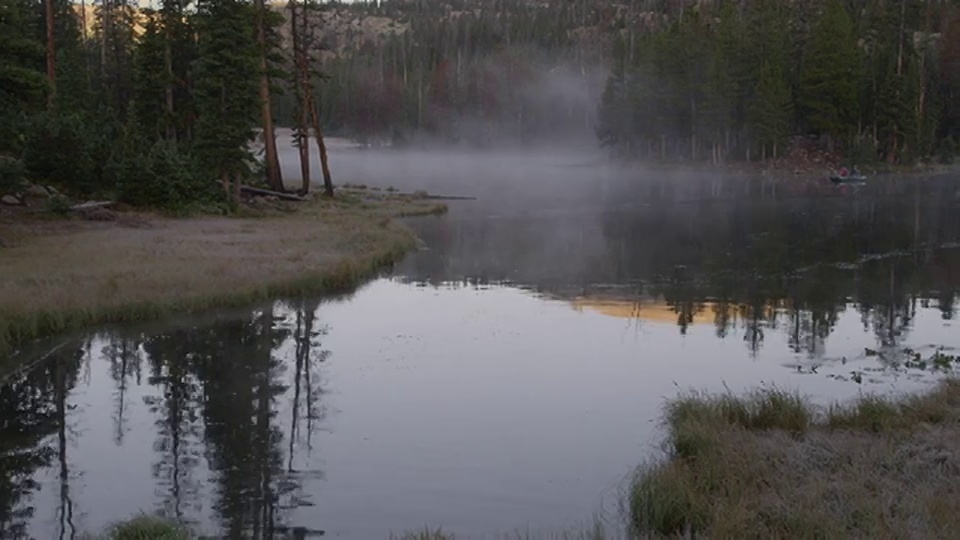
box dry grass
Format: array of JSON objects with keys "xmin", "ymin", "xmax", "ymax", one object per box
[
  {"xmin": 631, "ymin": 380, "xmax": 960, "ymax": 539},
  {"xmin": 101, "ymin": 516, "xmax": 189, "ymax": 540},
  {"xmin": 0, "ymin": 194, "xmax": 446, "ymax": 369}
]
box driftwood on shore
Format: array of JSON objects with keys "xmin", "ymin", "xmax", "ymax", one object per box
[
  {"xmin": 70, "ymin": 201, "xmax": 116, "ymax": 212},
  {"xmin": 420, "ymin": 194, "xmax": 477, "ymax": 201},
  {"xmin": 238, "ymin": 185, "xmax": 307, "ymax": 202},
  {"xmin": 335, "ymin": 186, "xmax": 477, "ymax": 201},
  {"xmin": 70, "ymin": 201, "xmax": 115, "ymax": 211},
  {"xmin": 223, "ymin": 181, "xmax": 477, "ymax": 203}
]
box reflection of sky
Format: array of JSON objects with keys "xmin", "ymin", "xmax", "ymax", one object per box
[{"xmin": 20, "ymin": 279, "xmax": 958, "ymax": 539}]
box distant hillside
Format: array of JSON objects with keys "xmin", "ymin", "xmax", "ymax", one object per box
[
  {"xmin": 273, "ymin": 0, "xmax": 641, "ymax": 145},
  {"xmin": 68, "ymin": 0, "xmax": 960, "ymax": 162}
]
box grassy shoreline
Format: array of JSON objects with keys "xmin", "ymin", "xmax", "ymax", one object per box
[
  {"xmin": 630, "ymin": 380, "xmax": 960, "ymax": 538},
  {"xmin": 0, "ymin": 193, "xmax": 446, "ymax": 372}
]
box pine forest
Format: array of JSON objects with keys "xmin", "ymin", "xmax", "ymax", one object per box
[{"xmin": 1, "ymin": 0, "xmax": 959, "ymax": 209}]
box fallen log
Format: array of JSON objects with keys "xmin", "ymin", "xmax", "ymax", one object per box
[
  {"xmin": 335, "ymin": 186, "xmax": 477, "ymax": 201},
  {"xmin": 70, "ymin": 200, "xmax": 116, "ymax": 212},
  {"xmin": 421, "ymin": 194, "xmax": 477, "ymax": 201},
  {"xmin": 239, "ymin": 185, "xmax": 307, "ymax": 202}
]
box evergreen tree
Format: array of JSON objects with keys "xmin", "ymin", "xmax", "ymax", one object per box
[
  {"xmin": 749, "ymin": 62, "xmax": 793, "ymax": 160},
  {"xmin": 595, "ymin": 37, "xmax": 630, "ymax": 154},
  {"xmin": 158, "ymin": 0, "xmax": 197, "ymax": 143},
  {"xmin": 798, "ymin": 0, "xmax": 859, "ymax": 151},
  {"xmin": 0, "ymin": 0, "xmax": 48, "ymax": 152},
  {"xmin": 133, "ymin": 12, "xmax": 167, "ymax": 140},
  {"xmin": 192, "ymin": 0, "xmax": 260, "ymax": 205},
  {"xmin": 0, "ymin": 0, "xmax": 48, "ymax": 194},
  {"xmin": 938, "ymin": 9, "xmax": 960, "ymax": 141},
  {"xmin": 93, "ymin": 0, "xmax": 137, "ymax": 115}
]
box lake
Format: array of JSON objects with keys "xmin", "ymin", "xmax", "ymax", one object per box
[{"xmin": 2, "ymin": 146, "xmax": 959, "ymax": 538}]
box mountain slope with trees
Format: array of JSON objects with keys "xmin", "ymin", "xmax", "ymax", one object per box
[
  {"xmin": 595, "ymin": 0, "xmax": 959, "ymax": 166},
  {"xmin": 276, "ymin": 0, "xmax": 958, "ymax": 164},
  {"xmin": 2, "ymin": 0, "xmax": 959, "ymax": 212}
]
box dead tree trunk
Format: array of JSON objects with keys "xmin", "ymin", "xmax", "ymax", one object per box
[
  {"xmin": 221, "ymin": 171, "xmax": 231, "ymax": 202},
  {"xmin": 254, "ymin": 0, "xmax": 283, "ymax": 192},
  {"xmin": 290, "ymin": 0, "xmax": 310, "ymax": 195},
  {"xmin": 307, "ymin": 97, "xmax": 334, "ymax": 198},
  {"xmin": 297, "ymin": 0, "xmax": 333, "ymax": 198},
  {"xmin": 164, "ymin": 20, "xmax": 176, "ymax": 141},
  {"xmin": 232, "ymin": 172, "xmax": 242, "ymax": 208},
  {"xmin": 45, "ymin": 0, "xmax": 56, "ymax": 107}
]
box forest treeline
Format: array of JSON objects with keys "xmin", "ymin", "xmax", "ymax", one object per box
[
  {"xmin": 293, "ymin": 0, "xmax": 959, "ymax": 165},
  {"xmin": 597, "ymin": 0, "xmax": 960, "ymax": 165},
  {"xmin": 0, "ymin": 0, "xmax": 333, "ymax": 210},
  {"xmin": 2, "ymin": 0, "xmax": 959, "ymax": 210}
]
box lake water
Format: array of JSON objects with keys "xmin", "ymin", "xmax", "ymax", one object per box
[{"xmin": 2, "ymin": 148, "xmax": 960, "ymax": 539}]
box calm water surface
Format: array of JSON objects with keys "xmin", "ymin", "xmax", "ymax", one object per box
[{"xmin": 2, "ymin": 155, "xmax": 960, "ymax": 538}]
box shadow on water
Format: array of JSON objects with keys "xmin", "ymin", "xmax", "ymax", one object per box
[
  {"xmin": 397, "ymin": 175, "xmax": 960, "ymax": 361},
  {"xmin": 2, "ymin": 171, "xmax": 959, "ymax": 539},
  {"xmin": 1, "ymin": 301, "xmax": 331, "ymax": 539}
]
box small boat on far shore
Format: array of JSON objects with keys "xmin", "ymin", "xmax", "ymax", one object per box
[
  {"xmin": 829, "ymin": 174, "xmax": 867, "ymax": 185},
  {"xmin": 829, "ymin": 165, "xmax": 867, "ymax": 185}
]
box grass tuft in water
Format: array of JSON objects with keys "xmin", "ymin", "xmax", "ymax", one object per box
[
  {"xmin": 391, "ymin": 523, "xmax": 618, "ymax": 540},
  {"xmin": 663, "ymin": 387, "xmax": 811, "ymax": 460},
  {"xmin": 390, "ymin": 528, "xmax": 454, "ymax": 540},
  {"xmin": 104, "ymin": 516, "xmax": 188, "ymax": 540},
  {"xmin": 666, "ymin": 387, "xmax": 811, "ymax": 433},
  {"xmin": 631, "ymin": 379, "xmax": 960, "ymax": 538}
]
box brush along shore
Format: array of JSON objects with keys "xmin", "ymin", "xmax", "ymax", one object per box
[
  {"xmin": 631, "ymin": 379, "xmax": 960, "ymax": 538},
  {"xmin": 0, "ymin": 192, "xmax": 446, "ymax": 368}
]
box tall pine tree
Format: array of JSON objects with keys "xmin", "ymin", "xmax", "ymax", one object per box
[
  {"xmin": 193, "ymin": 0, "xmax": 259, "ymax": 206},
  {"xmin": 798, "ymin": 0, "xmax": 859, "ymax": 151}
]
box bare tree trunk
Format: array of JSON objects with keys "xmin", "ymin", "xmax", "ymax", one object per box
[
  {"xmin": 254, "ymin": 0, "xmax": 283, "ymax": 191},
  {"xmin": 290, "ymin": 0, "xmax": 310, "ymax": 195},
  {"xmin": 45, "ymin": 0, "xmax": 56, "ymax": 107},
  {"xmin": 164, "ymin": 19, "xmax": 176, "ymax": 141},
  {"xmin": 297, "ymin": 123, "xmax": 310, "ymax": 200},
  {"xmin": 308, "ymin": 98, "xmax": 334, "ymax": 198},
  {"xmin": 80, "ymin": 0, "xmax": 87, "ymax": 39},
  {"xmin": 897, "ymin": 0, "xmax": 906, "ymax": 77},
  {"xmin": 109, "ymin": 1, "xmax": 124, "ymax": 109},
  {"xmin": 298, "ymin": 16, "xmax": 333, "ymax": 197},
  {"xmin": 417, "ymin": 71, "xmax": 423, "ymax": 130},
  {"xmin": 221, "ymin": 171, "xmax": 231, "ymax": 201},
  {"xmin": 232, "ymin": 172, "xmax": 242, "ymax": 207},
  {"xmin": 100, "ymin": 0, "xmax": 108, "ymax": 81}
]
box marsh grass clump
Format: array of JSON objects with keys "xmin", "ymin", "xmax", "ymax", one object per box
[
  {"xmin": 104, "ymin": 516, "xmax": 188, "ymax": 540},
  {"xmin": 396, "ymin": 203, "xmax": 447, "ymax": 218},
  {"xmin": 390, "ymin": 528, "xmax": 454, "ymax": 540},
  {"xmin": 663, "ymin": 388, "xmax": 811, "ymax": 460},
  {"xmin": 675, "ymin": 387, "xmax": 811, "ymax": 432},
  {"xmin": 391, "ymin": 520, "xmax": 618, "ymax": 540},
  {"xmin": 631, "ymin": 380, "xmax": 960, "ymax": 538}
]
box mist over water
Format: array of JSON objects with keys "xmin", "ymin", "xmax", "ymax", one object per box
[
  {"xmin": 277, "ymin": 132, "xmax": 617, "ymax": 207},
  {"xmin": 3, "ymin": 139, "xmax": 960, "ymax": 538}
]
